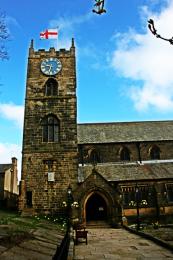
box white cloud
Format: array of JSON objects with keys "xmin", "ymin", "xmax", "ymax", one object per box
[
  {"xmin": 48, "ymin": 13, "xmax": 92, "ymax": 50},
  {"xmin": 0, "ymin": 142, "xmax": 22, "ymax": 181},
  {"xmin": 0, "ymin": 103, "xmax": 23, "ymax": 180},
  {"xmin": 111, "ymin": 0, "xmax": 173, "ymax": 112},
  {"xmin": 49, "ymin": 13, "xmax": 92, "ymax": 32},
  {"xmin": 6, "ymin": 15, "xmax": 21, "ymax": 29},
  {"xmin": 79, "ymin": 44, "xmax": 108, "ymax": 71},
  {"xmin": 0, "ymin": 103, "xmax": 24, "ymax": 129}
]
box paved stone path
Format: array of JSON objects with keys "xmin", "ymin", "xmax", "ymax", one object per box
[{"xmin": 73, "ymin": 228, "xmax": 173, "ymax": 260}]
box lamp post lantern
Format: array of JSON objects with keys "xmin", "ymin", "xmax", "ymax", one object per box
[{"xmin": 67, "ymin": 184, "xmax": 72, "ymax": 198}]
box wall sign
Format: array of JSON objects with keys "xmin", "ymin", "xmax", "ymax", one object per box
[{"xmin": 48, "ymin": 172, "xmax": 55, "ymax": 182}]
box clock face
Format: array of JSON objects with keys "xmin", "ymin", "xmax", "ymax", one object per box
[{"xmin": 41, "ymin": 58, "xmax": 62, "ymax": 75}]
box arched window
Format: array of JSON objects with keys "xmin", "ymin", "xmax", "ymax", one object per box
[
  {"xmin": 120, "ymin": 147, "xmax": 130, "ymax": 161},
  {"xmin": 42, "ymin": 115, "xmax": 59, "ymax": 142},
  {"xmin": 44, "ymin": 78, "xmax": 58, "ymax": 96},
  {"xmin": 89, "ymin": 149, "xmax": 100, "ymax": 164},
  {"xmin": 150, "ymin": 146, "xmax": 160, "ymax": 160}
]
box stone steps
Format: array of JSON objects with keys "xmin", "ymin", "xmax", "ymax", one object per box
[{"xmin": 86, "ymin": 220, "xmax": 111, "ymax": 228}]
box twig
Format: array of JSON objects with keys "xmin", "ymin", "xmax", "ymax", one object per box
[{"xmin": 148, "ymin": 19, "xmax": 173, "ymax": 45}]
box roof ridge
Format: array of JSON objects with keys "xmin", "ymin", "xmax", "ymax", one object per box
[{"xmin": 77, "ymin": 120, "xmax": 173, "ymax": 126}]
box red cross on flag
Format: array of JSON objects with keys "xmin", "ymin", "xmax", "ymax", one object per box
[{"xmin": 40, "ymin": 29, "xmax": 58, "ymax": 39}]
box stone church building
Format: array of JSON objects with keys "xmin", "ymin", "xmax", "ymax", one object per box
[
  {"xmin": 19, "ymin": 39, "xmax": 173, "ymax": 226},
  {"xmin": 0, "ymin": 157, "xmax": 18, "ymax": 208}
]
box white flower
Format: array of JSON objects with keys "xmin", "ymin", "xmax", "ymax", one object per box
[
  {"xmin": 141, "ymin": 200, "xmax": 148, "ymax": 205},
  {"xmin": 129, "ymin": 200, "xmax": 136, "ymax": 207},
  {"xmin": 72, "ymin": 201, "xmax": 79, "ymax": 208},
  {"xmin": 62, "ymin": 201, "xmax": 67, "ymax": 207}
]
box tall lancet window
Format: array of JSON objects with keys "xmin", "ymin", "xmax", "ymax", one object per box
[
  {"xmin": 120, "ymin": 147, "xmax": 130, "ymax": 161},
  {"xmin": 89, "ymin": 149, "xmax": 100, "ymax": 164},
  {"xmin": 150, "ymin": 146, "xmax": 160, "ymax": 160},
  {"xmin": 42, "ymin": 115, "xmax": 59, "ymax": 142}
]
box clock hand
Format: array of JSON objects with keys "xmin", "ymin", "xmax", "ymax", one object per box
[{"xmin": 49, "ymin": 64, "xmax": 53, "ymax": 73}]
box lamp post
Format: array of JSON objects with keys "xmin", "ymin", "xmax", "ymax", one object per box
[
  {"xmin": 153, "ymin": 184, "xmax": 160, "ymax": 223},
  {"xmin": 67, "ymin": 184, "xmax": 74, "ymax": 230},
  {"xmin": 62, "ymin": 185, "xmax": 79, "ymax": 229},
  {"xmin": 135, "ymin": 185, "xmax": 140, "ymax": 231}
]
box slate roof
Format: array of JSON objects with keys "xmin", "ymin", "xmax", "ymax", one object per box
[
  {"xmin": 0, "ymin": 164, "xmax": 11, "ymax": 173},
  {"xmin": 77, "ymin": 120, "xmax": 173, "ymax": 144},
  {"xmin": 78, "ymin": 162, "xmax": 173, "ymax": 182}
]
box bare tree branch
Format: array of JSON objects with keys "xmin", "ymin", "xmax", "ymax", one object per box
[
  {"xmin": 0, "ymin": 12, "xmax": 10, "ymax": 60},
  {"xmin": 148, "ymin": 19, "xmax": 173, "ymax": 45}
]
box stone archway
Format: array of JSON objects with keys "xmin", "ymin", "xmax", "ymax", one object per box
[
  {"xmin": 73, "ymin": 170, "xmax": 123, "ymax": 226},
  {"xmin": 84, "ymin": 191, "xmax": 110, "ymax": 223},
  {"xmin": 86, "ymin": 193, "xmax": 107, "ymax": 221}
]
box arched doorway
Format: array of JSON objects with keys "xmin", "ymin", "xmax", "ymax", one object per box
[{"xmin": 86, "ymin": 193, "xmax": 108, "ymax": 222}]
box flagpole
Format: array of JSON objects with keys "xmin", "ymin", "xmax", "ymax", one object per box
[{"xmin": 56, "ymin": 26, "xmax": 59, "ymax": 51}]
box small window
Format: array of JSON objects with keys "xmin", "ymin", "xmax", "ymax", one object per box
[
  {"xmin": 26, "ymin": 191, "xmax": 32, "ymax": 207},
  {"xmin": 122, "ymin": 186, "xmax": 149, "ymax": 208},
  {"xmin": 45, "ymin": 78, "xmax": 58, "ymax": 96},
  {"xmin": 42, "ymin": 115, "xmax": 60, "ymax": 142},
  {"xmin": 166, "ymin": 184, "xmax": 173, "ymax": 202},
  {"xmin": 43, "ymin": 160, "xmax": 55, "ymax": 171},
  {"xmin": 120, "ymin": 147, "xmax": 130, "ymax": 161},
  {"xmin": 123, "ymin": 193, "xmax": 130, "ymax": 206},
  {"xmin": 122, "ymin": 186, "xmax": 136, "ymax": 207},
  {"xmin": 150, "ymin": 146, "xmax": 160, "ymax": 160},
  {"xmin": 89, "ymin": 149, "xmax": 100, "ymax": 164}
]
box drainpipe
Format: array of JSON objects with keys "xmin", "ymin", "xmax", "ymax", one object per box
[{"xmin": 79, "ymin": 145, "xmax": 84, "ymax": 166}]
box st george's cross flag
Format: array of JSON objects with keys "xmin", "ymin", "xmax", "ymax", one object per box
[{"xmin": 40, "ymin": 29, "xmax": 58, "ymax": 39}]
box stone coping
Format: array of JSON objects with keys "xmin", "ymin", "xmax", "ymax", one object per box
[{"xmin": 123, "ymin": 225, "xmax": 173, "ymax": 253}]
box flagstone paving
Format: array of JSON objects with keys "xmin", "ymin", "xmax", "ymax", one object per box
[{"xmin": 73, "ymin": 228, "xmax": 173, "ymax": 260}]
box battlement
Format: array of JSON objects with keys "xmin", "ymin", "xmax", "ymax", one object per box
[{"xmin": 29, "ymin": 38, "xmax": 75, "ymax": 58}]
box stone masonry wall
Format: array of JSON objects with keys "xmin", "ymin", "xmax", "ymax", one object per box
[
  {"xmin": 19, "ymin": 41, "xmax": 78, "ymax": 214},
  {"xmin": 79, "ymin": 141, "xmax": 173, "ymax": 164}
]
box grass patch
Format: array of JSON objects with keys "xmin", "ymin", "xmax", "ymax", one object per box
[
  {"xmin": 0, "ymin": 210, "xmax": 67, "ymax": 230},
  {"xmin": 0, "ymin": 209, "xmax": 66, "ymax": 248}
]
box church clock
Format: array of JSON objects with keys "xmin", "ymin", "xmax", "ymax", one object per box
[{"xmin": 41, "ymin": 57, "xmax": 62, "ymax": 75}]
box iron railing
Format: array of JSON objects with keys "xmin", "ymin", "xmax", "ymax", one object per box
[{"xmin": 52, "ymin": 229, "xmax": 70, "ymax": 260}]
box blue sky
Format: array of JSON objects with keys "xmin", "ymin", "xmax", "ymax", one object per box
[{"xmin": 1, "ymin": 0, "xmax": 173, "ymax": 179}]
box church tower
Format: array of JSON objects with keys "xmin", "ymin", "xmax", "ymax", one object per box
[{"xmin": 19, "ymin": 39, "xmax": 78, "ymax": 215}]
